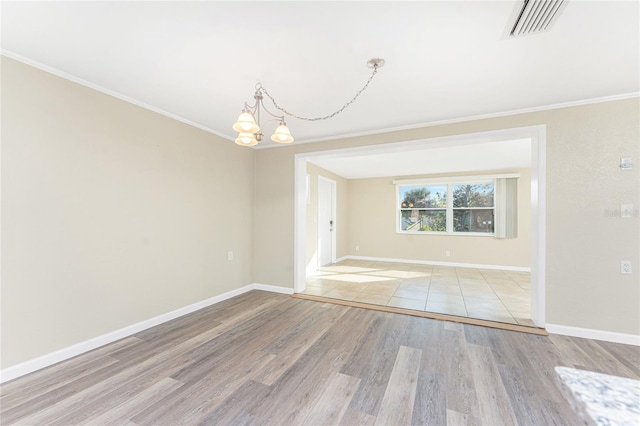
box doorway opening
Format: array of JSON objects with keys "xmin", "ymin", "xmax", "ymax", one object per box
[{"xmin": 294, "ymin": 125, "xmax": 546, "ymax": 328}]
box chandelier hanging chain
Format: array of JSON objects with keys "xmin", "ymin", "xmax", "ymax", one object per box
[
  {"xmin": 232, "ymin": 58, "xmax": 384, "ymax": 146},
  {"xmin": 257, "ymin": 62, "xmax": 380, "ymax": 122}
]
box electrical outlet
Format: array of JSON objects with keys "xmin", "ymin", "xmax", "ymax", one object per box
[
  {"xmin": 228, "ymin": 251, "xmax": 234, "ymax": 261},
  {"xmin": 355, "ymin": 245, "xmax": 360, "ymax": 252},
  {"xmin": 620, "ymin": 204, "xmax": 633, "ymax": 219},
  {"xmin": 445, "ymin": 250, "xmax": 451, "ymax": 257},
  {"xmin": 621, "ymin": 261, "xmax": 632, "ymax": 275}
]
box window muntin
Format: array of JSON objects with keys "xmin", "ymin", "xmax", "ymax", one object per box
[{"xmin": 397, "ymin": 181, "xmax": 495, "ymax": 235}]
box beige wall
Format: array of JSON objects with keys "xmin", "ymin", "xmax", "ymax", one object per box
[
  {"xmin": 1, "ymin": 57, "xmax": 256, "ymax": 368},
  {"xmin": 347, "ymin": 169, "xmax": 531, "ymax": 267},
  {"xmin": 2, "ymin": 55, "xmax": 638, "ymax": 371},
  {"xmin": 255, "ymin": 98, "xmax": 640, "ymax": 335},
  {"xmin": 305, "ymin": 163, "xmax": 348, "ymax": 272}
]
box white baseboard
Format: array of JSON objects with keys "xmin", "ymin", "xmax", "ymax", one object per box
[
  {"xmin": 344, "ymin": 255, "xmax": 531, "ymax": 272},
  {"xmin": 546, "ymin": 323, "xmax": 640, "ymax": 346},
  {"xmin": 334, "ymin": 256, "xmax": 349, "ymax": 263},
  {"xmin": 251, "ymin": 283, "xmax": 294, "ymax": 295},
  {"xmin": 0, "ymin": 283, "xmax": 292, "ymax": 384}
]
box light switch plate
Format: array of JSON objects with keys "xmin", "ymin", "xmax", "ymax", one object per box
[
  {"xmin": 621, "ymin": 157, "xmax": 632, "ymax": 171},
  {"xmin": 621, "ymin": 204, "xmax": 633, "ymax": 218}
]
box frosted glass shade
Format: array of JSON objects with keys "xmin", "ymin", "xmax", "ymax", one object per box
[
  {"xmin": 235, "ymin": 133, "xmax": 258, "ymax": 147},
  {"xmin": 232, "ymin": 112, "xmax": 259, "ymax": 133},
  {"xmin": 270, "ymin": 124, "xmax": 294, "ymax": 144}
]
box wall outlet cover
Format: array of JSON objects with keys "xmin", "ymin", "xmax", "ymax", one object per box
[
  {"xmin": 620, "ymin": 204, "xmax": 633, "ymax": 219},
  {"xmin": 621, "ymin": 261, "xmax": 632, "ymax": 275}
]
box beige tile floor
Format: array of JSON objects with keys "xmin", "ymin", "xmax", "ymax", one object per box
[{"xmin": 302, "ymin": 259, "xmax": 534, "ymax": 327}]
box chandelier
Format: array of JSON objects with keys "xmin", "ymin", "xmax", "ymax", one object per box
[{"xmin": 233, "ymin": 58, "xmax": 385, "ymax": 147}]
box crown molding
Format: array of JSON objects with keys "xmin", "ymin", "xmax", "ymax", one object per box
[
  {"xmin": 1, "ymin": 50, "xmax": 232, "ymax": 141},
  {"xmin": 4, "ymin": 50, "xmax": 637, "ymax": 149},
  {"xmin": 256, "ymin": 92, "xmax": 640, "ymax": 148}
]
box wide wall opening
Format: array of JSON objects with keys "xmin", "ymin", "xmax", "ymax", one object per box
[{"xmin": 294, "ymin": 126, "xmax": 546, "ymax": 328}]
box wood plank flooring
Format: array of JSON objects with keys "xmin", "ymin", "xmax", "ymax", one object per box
[{"xmin": 1, "ymin": 290, "xmax": 639, "ymax": 425}]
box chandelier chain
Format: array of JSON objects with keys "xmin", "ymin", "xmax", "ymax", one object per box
[{"xmin": 258, "ymin": 65, "xmax": 379, "ymax": 122}]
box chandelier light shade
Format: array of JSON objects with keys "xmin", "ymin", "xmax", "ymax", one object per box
[
  {"xmin": 232, "ymin": 88, "xmax": 291, "ymax": 146},
  {"xmin": 232, "ymin": 112, "xmax": 259, "ymax": 134},
  {"xmin": 271, "ymin": 123, "xmax": 294, "ymax": 144},
  {"xmin": 234, "ymin": 132, "xmax": 258, "ymax": 147},
  {"xmin": 232, "ymin": 58, "xmax": 384, "ymax": 147}
]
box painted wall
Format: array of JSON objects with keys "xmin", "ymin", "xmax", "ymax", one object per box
[
  {"xmin": 305, "ymin": 163, "xmax": 349, "ymax": 273},
  {"xmin": 2, "ymin": 55, "xmax": 638, "ymax": 371},
  {"xmin": 254, "ymin": 98, "xmax": 640, "ymax": 336},
  {"xmin": 347, "ymin": 168, "xmax": 531, "ymax": 267},
  {"xmin": 1, "ymin": 57, "xmax": 256, "ymax": 368}
]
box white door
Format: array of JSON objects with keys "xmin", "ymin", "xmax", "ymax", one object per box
[{"xmin": 317, "ymin": 177, "xmax": 335, "ymax": 267}]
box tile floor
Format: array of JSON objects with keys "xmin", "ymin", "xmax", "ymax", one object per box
[{"xmin": 302, "ymin": 259, "xmax": 534, "ymax": 327}]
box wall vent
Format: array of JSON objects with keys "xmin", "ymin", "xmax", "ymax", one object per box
[{"xmin": 510, "ymin": 0, "xmax": 568, "ymax": 37}]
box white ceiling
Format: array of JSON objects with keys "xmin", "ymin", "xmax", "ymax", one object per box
[
  {"xmin": 2, "ymin": 1, "xmax": 638, "ymax": 148},
  {"xmin": 308, "ymin": 138, "xmax": 532, "ymax": 179}
]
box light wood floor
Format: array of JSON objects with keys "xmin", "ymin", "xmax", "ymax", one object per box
[
  {"xmin": 304, "ymin": 259, "xmax": 533, "ymax": 326},
  {"xmin": 2, "ymin": 291, "xmax": 638, "ymax": 425}
]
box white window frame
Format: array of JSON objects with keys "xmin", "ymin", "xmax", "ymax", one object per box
[
  {"xmin": 395, "ymin": 173, "xmax": 519, "ymax": 236},
  {"xmin": 397, "ymin": 184, "xmax": 448, "ymax": 233}
]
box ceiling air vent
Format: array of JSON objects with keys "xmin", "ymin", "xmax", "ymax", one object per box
[{"xmin": 509, "ymin": 0, "xmax": 568, "ymax": 37}]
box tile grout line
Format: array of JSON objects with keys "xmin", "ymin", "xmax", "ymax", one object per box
[
  {"xmin": 455, "ymin": 267, "xmax": 471, "ymax": 318},
  {"xmin": 305, "ymin": 260, "xmax": 532, "ymax": 328}
]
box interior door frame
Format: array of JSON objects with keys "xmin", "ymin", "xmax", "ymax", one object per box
[
  {"xmin": 317, "ymin": 176, "xmax": 337, "ymax": 268},
  {"xmin": 293, "ymin": 125, "xmax": 546, "ymax": 327}
]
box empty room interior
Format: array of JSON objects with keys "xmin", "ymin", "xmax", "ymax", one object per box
[
  {"xmin": 300, "ymin": 139, "xmax": 536, "ymax": 328},
  {"xmin": 1, "ymin": 1, "xmax": 639, "ymax": 425}
]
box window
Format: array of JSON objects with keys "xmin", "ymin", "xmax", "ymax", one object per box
[
  {"xmin": 452, "ymin": 183, "xmax": 494, "ymax": 233},
  {"xmin": 399, "ymin": 185, "xmax": 447, "ymax": 232},
  {"xmin": 397, "ymin": 179, "xmax": 499, "ymax": 235}
]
